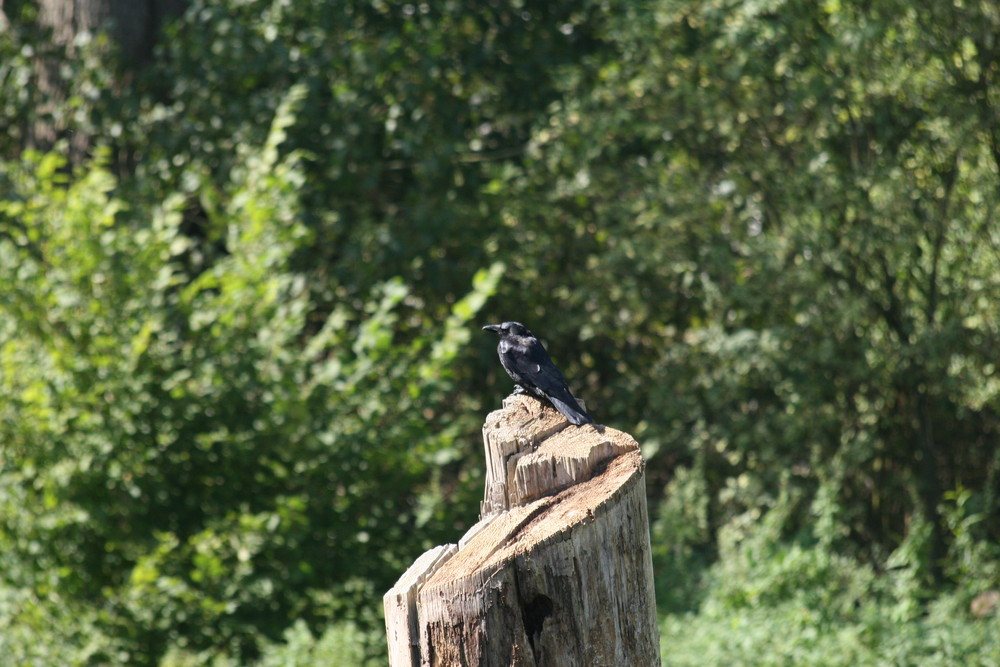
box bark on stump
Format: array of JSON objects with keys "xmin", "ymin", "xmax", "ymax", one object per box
[{"xmin": 384, "ymin": 394, "xmax": 660, "ymax": 666}]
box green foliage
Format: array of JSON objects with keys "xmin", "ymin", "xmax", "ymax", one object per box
[
  {"xmin": 2, "ymin": 0, "xmax": 1000, "ymax": 663},
  {"xmin": 662, "ymin": 587, "xmax": 1000, "ymax": 667},
  {"xmin": 253, "ymin": 620, "xmax": 382, "ymax": 667},
  {"xmin": 659, "ymin": 500, "xmax": 1000, "ymax": 666},
  {"xmin": 0, "ymin": 91, "xmax": 501, "ymax": 662},
  {"xmin": 650, "ymin": 459, "xmax": 712, "ymax": 613},
  {"xmin": 506, "ymin": 0, "xmax": 1000, "ymax": 574},
  {"xmin": 159, "ymin": 619, "xmax": 384, "ymax": 667}
]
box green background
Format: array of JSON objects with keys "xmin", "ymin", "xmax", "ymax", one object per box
[{"xmin": 1, "ymin": 1, "xmax": 998, "ymax": 664}]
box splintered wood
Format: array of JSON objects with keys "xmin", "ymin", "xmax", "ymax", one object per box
[{"xmin": 384, "ymin": 394, "xmax": 661, "ymax": 667}]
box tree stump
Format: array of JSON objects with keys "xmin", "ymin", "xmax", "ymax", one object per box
[{"xmin": 384, "ymin": 394, "xmax": 660, "ymax": 666}]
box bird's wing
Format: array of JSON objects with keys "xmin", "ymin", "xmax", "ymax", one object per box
[
  {"xmin": 500, "ymin": 338, "xmax": 570, "ymax": 395},
  {"xmin": 499, "ymin": 336, "xmax": 592, "ymax": 425}
]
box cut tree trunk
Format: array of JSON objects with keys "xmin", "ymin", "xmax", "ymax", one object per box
[{"xmin": 384, "ymin": 394, "xmax": 660, "ymax": 667}]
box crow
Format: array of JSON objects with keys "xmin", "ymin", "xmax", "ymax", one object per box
[{"xmin": 482, "ymin": 321, "xmax": 593, "ymax": 426}]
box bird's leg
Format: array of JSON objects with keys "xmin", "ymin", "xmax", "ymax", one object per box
[{"xmin": 512, "ymin": 384, "xmax": 527, "ymax": 395}]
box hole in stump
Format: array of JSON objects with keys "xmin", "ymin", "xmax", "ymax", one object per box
[{"xmin": 522, "ymin": 593, "xmax": 554, "ymax": 656}]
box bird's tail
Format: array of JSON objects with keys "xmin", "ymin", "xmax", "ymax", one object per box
[{"xmin": 549, "ymin": 396, "xmax": 593, "ymax": 426}]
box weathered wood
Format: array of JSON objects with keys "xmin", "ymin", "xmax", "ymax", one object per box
[
  {"xmin": 386, "ymin": 394, "xmax": 660, "ymax": 666},
  {"xmin": 384, "ymin": 544, "xmax": 459, "ymax": 667},
  {"xmin": 480, "ymin": 394, "xmax": 572, "ymax": 518}
]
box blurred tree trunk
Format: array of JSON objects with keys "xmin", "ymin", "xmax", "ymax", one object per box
[
  {"xmin": 35, "ymin": 0, "xmax": 187, "ymax": 63},
  {"xmin": 2, "ymin": 0, "xmax": 187, "ymax": 155}
]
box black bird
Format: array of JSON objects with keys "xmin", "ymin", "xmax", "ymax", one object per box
[{"xmin": 482, "ymin": 321, "xmax": 593, "ymax": 426}]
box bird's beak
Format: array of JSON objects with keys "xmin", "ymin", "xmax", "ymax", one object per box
[{"xmin": 482, "ymin": 324, "xmax": 502, "ymax": 334}]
